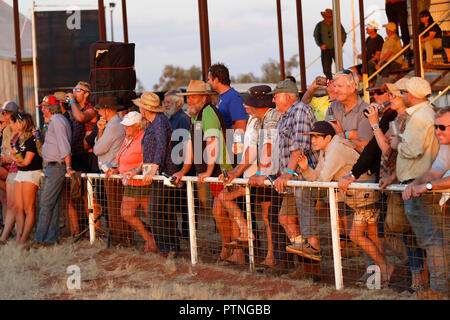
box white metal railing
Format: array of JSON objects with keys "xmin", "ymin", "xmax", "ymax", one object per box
[{"xmin": 76, "ymin": 173, "xmax": 449, "ymax": 291}]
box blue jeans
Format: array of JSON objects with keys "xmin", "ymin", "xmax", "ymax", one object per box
[
  {"xmin": 404, "ymin": 194, "xmax": 448, "ymax": 294},
  {"xmin": 294, "ymin": 187, "xmax": 319, "ymax": 239},
  {"xmin": 34, "ymin": 164, "xmax": 66, "ymax": 244}
]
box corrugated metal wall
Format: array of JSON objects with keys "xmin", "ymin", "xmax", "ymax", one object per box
[{"xmin": 0, "ymin": 57, "xmax": 36, "ymax": 120}]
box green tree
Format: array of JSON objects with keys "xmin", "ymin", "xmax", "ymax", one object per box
[{"xmin": 153, "ymin": 65, "xmax": 202, "ymax": 91}]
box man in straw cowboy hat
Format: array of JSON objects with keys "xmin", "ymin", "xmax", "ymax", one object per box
[
  {"xmin": 132, "ymin": 91, "xmax": 179, "ymax": 256},
  {"xmin": 313, "ymin": 8, "xmax": 347, "ymax": 80},
  {"xmin": 363, "ymin": 21, "xmax": 384, "ymax": 76},
  {"xmin": 172, "ymin": 80, "xmax": 233, "ymax": 198}
]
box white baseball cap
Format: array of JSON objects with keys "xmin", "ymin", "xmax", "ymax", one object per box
[
  {"xmin": 405, "ymin": 77, "xmax": 432, "ymax": 99},
  {"xmin": 120, "ymin": 111, "xmax": 142, "ymax": 126}
]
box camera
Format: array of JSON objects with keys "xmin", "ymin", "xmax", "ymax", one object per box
[
  {"xmin": 162, "ymin": 172, "xmax": 178, "ymax": 187},
  {"xmin": 315, "ymin": 76, "xmax": 327, "ymax": 86},
  {"xmin": 363, "ymin": 101, "xmax": 390, "ymax": 118}
]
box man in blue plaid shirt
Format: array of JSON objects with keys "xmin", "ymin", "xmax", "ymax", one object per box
[{"xmin": 271, "ymin": 80, "xmax": 322, "ymax": 265}]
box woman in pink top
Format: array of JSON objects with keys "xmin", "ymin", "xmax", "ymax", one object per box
[{"xmin": 106, "ymin": 112, "xmax": 157, "ymax": 254}]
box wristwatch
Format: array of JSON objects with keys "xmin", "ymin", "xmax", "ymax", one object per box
[
  {"xmin": 372, "ymin": 124, "xmax": 379, "ymax": 131},
  {"xmin": 425, "ymin": 182, "xmax": 433, "ymax": 191}
]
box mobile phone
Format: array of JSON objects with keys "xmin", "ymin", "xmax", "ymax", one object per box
[
  {"xmin": 315, "ymin": 76, "xmax": 327, "ymax": 86},
  {"xmin": 222, "ymin": 169, "xmax": 233, "ymax": 192}
]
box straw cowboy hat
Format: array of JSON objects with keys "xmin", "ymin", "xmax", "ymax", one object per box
[
  {"xmin": 178, "ymin": 80, "xmax": 216, "ymax": 96},
  {"xmin": 321, "ymin": 8, "xmax": 333, "ymax": 19},
  {"xmin": 94, "ymin": 96, "xmax": 123, "ymax": 110},
  {"xmin": 132, "ymin": 91, "xmax": 165, "ymax": 113}
]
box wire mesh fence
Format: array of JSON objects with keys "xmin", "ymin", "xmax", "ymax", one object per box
[{"xmin": 40, "ymin": 173, "xmax": 449, "ymax": 293}]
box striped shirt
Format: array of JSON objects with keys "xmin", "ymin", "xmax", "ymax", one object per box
[{"xmin": 275, "ymin": 100, "xmax": 319, "ymax": 178}]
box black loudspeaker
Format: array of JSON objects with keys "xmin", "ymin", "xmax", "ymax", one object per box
[{"xmin": 89, "ymin": 41, "xmax": 137, "ymax": 108}]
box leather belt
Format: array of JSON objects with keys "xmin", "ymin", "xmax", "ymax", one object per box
[{"xmin": 45, "ymin": 161, "xmax": 65, "ymax": 166}]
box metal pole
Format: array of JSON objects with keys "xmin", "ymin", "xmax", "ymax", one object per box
[
  {"xmin": 276, "ymin": 0, "xmax": 286, "ymax": 80},
  {"xmin": 410, "ymin": 0, "xmax": 421, "ymax": 76},
  {"xmin": 329, "ymin": 187, "xmax": 343, "ymax": 290},
  {"xmin": 351, "ymin": 0, "xmax": 357, "ymax": 66},
  {"xmin": 245, "ymin": 186, "xmax": 255, "ymax": 272},
  {"xmin": 295, "ymin": 0, "xmax": 307, "ymax": 94},
  {"xmin": 121, "ymin": 0, "xmax": 128, "ymax": 43},
  {"xmin": 332, "ymin": 0, "xmax": 343, "ymax": 73},
  {"xmin": 110, "ymin": 4, "xmax": 114, "ymax": 41},
  {"xmin": 359, "ymin": 0, "xmax": 370, "ymax": 103},
  {"xmin": 87, "ymin": 177, "xmax": 96, "ymax": 244},
  {"xmin": 31, "ymin": 2, "xmax": 40, "ymax": 127},
  {"xmin": 98, "ymin": 0, "xmax": 107, "ymax": 41},
  {"xmin": 187, "ymin": 181, "xmax": 198, "ymax": 265},
  {"xmin": 198, "ymin": 0, "xmax": 212, "ymax": 81},
  {"xmin": 13, "ymin": 0, "xmax": 24, "ymax": 111}
]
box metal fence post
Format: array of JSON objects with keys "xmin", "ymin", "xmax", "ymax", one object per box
[
  {"xmin": 245, "ymin": 185, "xmax": 255, "ymax": 272},
  {"xmin": 329, "ymin": 187, "xmax": 343, "ymax": 290},
  {"xmin": 87, "ymin": 177, "xmax": 96, "ymax": 244},
  {"xmin": 187, "ymin": 180, "xmax": 198, "ymax": 265}
]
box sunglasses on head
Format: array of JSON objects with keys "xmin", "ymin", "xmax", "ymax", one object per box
[{"xmin": 434, "ymin": 124, "xmax": 450, "ymax": 131}]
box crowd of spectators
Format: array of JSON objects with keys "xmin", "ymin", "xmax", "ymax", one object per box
[{"xmin": 0, "ymin": 6, "xmax": 449, "ymax": 299}]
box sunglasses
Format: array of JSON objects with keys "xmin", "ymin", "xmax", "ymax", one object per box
[
  {"xmin": 17, "ymin": 113, "xmax": 23, "ymax": 120},
  {"xmin": 400, "ymin": 90, "xmax": 409, "ymax": 95},
  {"xmin": 434, "ymin": 124, "xmax": 450, "ymax": 131},
  {"xmin": 342, "ymin": 69, "xmax": 352, "ymax": 75},
  {"xmin": 373, "ymin": 90, "xmax": 386, "ymax": 95},
  {"xmin": 73, "ymin": 87, "xmax": 89, "ymax": 93}
]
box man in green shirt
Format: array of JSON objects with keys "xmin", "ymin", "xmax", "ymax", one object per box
[
  {"xmin": 313, "ymin": 8, "xmax": 347, "ymax": 80},
  {"xmin": 173, "ymin": 80, "xmax": 233, "ymax": 197}
]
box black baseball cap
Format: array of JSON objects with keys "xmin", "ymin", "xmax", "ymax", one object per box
[{"xmin": 303, "ymin": 121, "xmax": 336, "ymax": 137}]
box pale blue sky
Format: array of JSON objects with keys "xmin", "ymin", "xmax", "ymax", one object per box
[{"xmin": 4, "ymin": 0, "xmax": 388, "ymax": 90}]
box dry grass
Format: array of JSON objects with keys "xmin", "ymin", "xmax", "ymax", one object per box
[{"xmin": 0, "ymin": 239, "xmax": 423, "ymax": 300}]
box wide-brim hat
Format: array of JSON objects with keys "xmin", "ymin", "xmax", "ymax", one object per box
[
  {"xmin": 132, "ymin": 91, "xmax": 165, "ymax": 112},
  {"xmin": 383, "ymin": 22, "xmax": 397, "ymax": 32},
  {"xmin": 178, "ymin": 80, "xmax": 216, "ymax": 96},
  {"xmin": 366, "ymin": 21, "xmax": 379, "ymax": 30},
  {"xmin": 95, "ymin": 96, "xmax": 123, "ymax": 110},
  {"xmin": 240, "ymin": 85, "xmax": 275, "ymax": 108},
  {"xmin": 321, "ymin": 9, "xmax": 333, "ymax": 19}
]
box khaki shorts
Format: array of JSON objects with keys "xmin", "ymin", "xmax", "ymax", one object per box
[
  {"xmin": 15, "ymin": 170, "xmax": 43, "ymax": 187},
  {"xmin": 353, "ymin": 206, "xmax": 380, "ymax": 224},
  {"xmin": 279, "ymin": 194, "xmax": 298, "ymax": 217}
]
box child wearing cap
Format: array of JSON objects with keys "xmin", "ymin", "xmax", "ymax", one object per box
[{"xmin": 297, "ymin": 121, "xmax": 394, "ymax": 286}]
